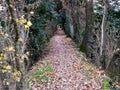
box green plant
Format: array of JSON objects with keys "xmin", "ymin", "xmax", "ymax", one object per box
[
  {"xmin": 102, "ymin": 80, "xmax": 110, "ymax": 90},
  {"xmin": 32, "ymin": 62, "xmax": 53, "ymax": 83},
  {"xmin": 28, "ymin": 0, "xmax": 59, "ymax": 63}
]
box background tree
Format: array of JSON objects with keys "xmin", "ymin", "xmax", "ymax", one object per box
[
  {"xmin": 100, "ymin": 0, "xmax": 108, "ymax": 69},
  {"xmin": 80, "ymin": 0, "xmax": 94, "ymax": 58}
]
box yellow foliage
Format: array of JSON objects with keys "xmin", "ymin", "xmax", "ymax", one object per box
[
  {"xmin": 26, "ymin": 52, "xmax": 30, "ymax": 55},
  {"xmin": 0, "ymin": 32, "xmax": 4, "ymax": 35},
  {"xmin": 8, "ymin": 46, "xmax": 14, "ymax": 51},
  {"xmin": 24, "ymin": 25, "xmax": 29, "ymax": 30},
  {"xmin": 0, "ymin": 53, "xmax": 4, "ymax": 57},
  {"xmin": 15, "ymin": 15, "xmax": 27, "ymax": 25},
  {"xmin": 13, "ymin": 69, "xmax": 21, "ymax": 76},
  {"xmin": 15, "ymin": 19, "xmax": 19, "ymax": 23},
  {"xmin": 18, "ymin": 38, "xmax": 24, "ymax": 42},
  {"xmin": 21, "ymin": 54, "xmax": 28, "ymax": 59},
  {"xmin": 0, "ymin": 4, "xmax": 3, "ymax": 9},
  {"xmin": 4, "ymin": 65, "xmax": 12, "ymax": 70},
  {"xmin": 4, "ymin": 33, "xmax": 9, "ymax": 37},
  {"xmin": 15, "ymin": 77, "xmax": 21, "ymax": 82},
  {"xmin": 21, "ymin": 15, "xmax": 25, "ymax": 19},
  {"xmin": 6, "ymin": 82, "xmax": 10, "ymax": 85},
  {"xmin": 27, "ymin": 21, "xmax": 32, "ymax": 26},
  {"xmin": 10, "ymin": 4, "xmax": 13, "ymax": 8},
  {"xmin": 0, "ymin": 33, "xmax": 9, "ymax": 38},
  {"xmin": 1, "ymin": 69, "xmax": 7, "ymax": 73},
  {"xmin": 1, "ymin": 65, "xmax": 11, "ymax": 73},
  {"xmin": 3, "ymin": 79, "xmax": 10, "ymax": 85},
  {"xmin": 0, "ymin": 57, "xmax": 3, "ymax": 60},
  {"xmin": 12, "ymin": 69, "xmax": 21, "ymax": 82},
  {"xmin": 3, "ymin": 54, "xmax": 7, "ymax": 59},
  {"xmin": 24, "ymin": 21, "xmax": 32, "ymax": 30},
  {"xmin": 4, "ymin": 46, "xmax": 15, "ymax": 51},
  {"xmin": 9, "ymin": 16, "xmax": 12, "ymax": 20},
  {"xmin": 0, "ymin": 53, "xmax": 4, "ymax": 60},
  {"xmin": 20, "ymin": 18, "xmax": 27, "ymax": 24},
  {"xmin": 16, "ymin": 15, "xmax": 32, "ymax": 31}
]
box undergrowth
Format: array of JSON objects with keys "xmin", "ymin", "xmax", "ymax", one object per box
[{"xmin": 26, "ymin": 61, "xmax": 53, "ymax": 90}]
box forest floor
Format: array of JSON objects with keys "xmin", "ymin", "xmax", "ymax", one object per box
[{"xmin": 27, "ymin": 29, "xmax": 110, "ymax": 90}]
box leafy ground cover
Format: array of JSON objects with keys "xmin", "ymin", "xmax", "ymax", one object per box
[{"xmin": 27, "ymin": 30, "xmax": 120, "ymax": 90}]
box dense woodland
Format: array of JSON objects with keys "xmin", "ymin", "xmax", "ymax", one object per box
[{"xmin": 0, "ymin": 0, "xmax": 120, "ymax": 90}]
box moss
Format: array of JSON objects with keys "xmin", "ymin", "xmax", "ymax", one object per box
[
  {"xmin": 80, "ymin": 44, "xmax": 87, "ymax": 57},
  {"xmin": 27, "ymin": 61, "xmax": 53, "ymax": 83},
  {"xmin": 102, "ymin": 79, "xmax": 110, "ymax": 90}
]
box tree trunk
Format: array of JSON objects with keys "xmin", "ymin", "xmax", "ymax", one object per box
[
  {"xmin": 100, "ymin": 0, "xmax": 108, "ymax": 69},
  {"xmin": 80, "ymin": 0, "xmax": 93, "ymax": 57}
]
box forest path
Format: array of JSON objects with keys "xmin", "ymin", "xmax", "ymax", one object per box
[{"xmin": 29, "ymin": 29, "xmax": 105, "ymax": 90}]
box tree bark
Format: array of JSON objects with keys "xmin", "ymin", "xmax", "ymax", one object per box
[
  {"xmin": 100, "ymin": 0, "xmax": 108, "ymax": 69},
  {"xmin": 80, "ymin": 0, "xmax": 93, "ymax": 57}
]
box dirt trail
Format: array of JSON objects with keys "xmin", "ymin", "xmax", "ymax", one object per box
[{"xmin": 30, "ymin": 29, "xmax": 105, "ymax": 90}]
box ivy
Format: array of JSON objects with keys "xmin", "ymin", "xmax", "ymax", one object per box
[{"xmin": 102, "ymin": 80, "xmax": 110, "ymax": 90}]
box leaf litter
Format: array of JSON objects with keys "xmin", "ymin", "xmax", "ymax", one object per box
[{"xmin": 27, "ymin": 30, "xmax": 120, "ymax": 90}]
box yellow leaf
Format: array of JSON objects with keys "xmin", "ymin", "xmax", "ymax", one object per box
[
  {"xmin": 0, "ymin": 53, "xmax": 4, "ymax": 57},
  {"xmin": 24, "ymin": 25, "xmax": 29, "ymax": 30},
  {"xmin": 0, "ymin": 57, "xmax": 3, "ymax": 60},
  {"xmin": 20, "ymin": 18, "xmax": 27, "ymax": 24},
  {"xmin": 16, "ymin": 77, "xmax": 21, "ymax": 82},
  {"xmin": 0, "ymin": 4, "xmax": 3, "ymax": 9},
  {"xmin": 8, "ymin": 46, "xmax": 14, "ymax": 51},
  {"xmin": 4, "ymin": 33, "xmax": 9, "ymax": 37},
  {"xmin": 3, "ymin": 54, "xmax": 7, "ymax": 59},
  {"xmin": 2, "ymin": 69, "xmax": 7, "ymax": 73},
  {"xmin": 0, "ymin": 53, "xmax": 4, "ymax": 60},
  {"xmin": 21, "ymin": 54, "xmax": 28, "ymax": 59},
  {"xmin": 5, "ymin": 65, "xmax": 11, "ymax": 70},
  {"xmin": 3, "ymin": 79, "xmax": 10, "ymax": 85},
  {"xmin": 27, "ymin": 21, "xmax": 32, "ymax": 27},
  {"xmin": 21, "ymin": 15, "xmax": 25, "ymax": 19},
  {"xmin": 12, "ymin": 69, "xmax": 21, "ymax": 82},
  {"xmin": 4, "ymin": 46, "xmax": 15, "ymax": 51},
  {"xmin": 0, "ymin": 32, "xmax": 4, "ymax": 35},
  {"xmin": 16, "ymin": 16, "xmax": 26, "ymax": 25},
  {"xmin": 18, "ymin": 38, "xmax": 24, "ymax": 42},
  {"xmin": 15, "ymin": 19, "xmax": 19, "ymax": 23},
  {"xmin": 6, "ymin": 82, "xmax": 10, "ymax": 85},
  {"xmin": 9, "ymin": 16, "xmax": 12, "ymax": 20},
  {"xmin": 26, "ymin": 52, "xmax": 30, "ymax": 55},
  {"xmin": 10, "ymin": 4, "xmax": 13, "ymax": 8},
  {"xmin": 13, "ymin": 69, "xmax": 21, "ymax": 77}
]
